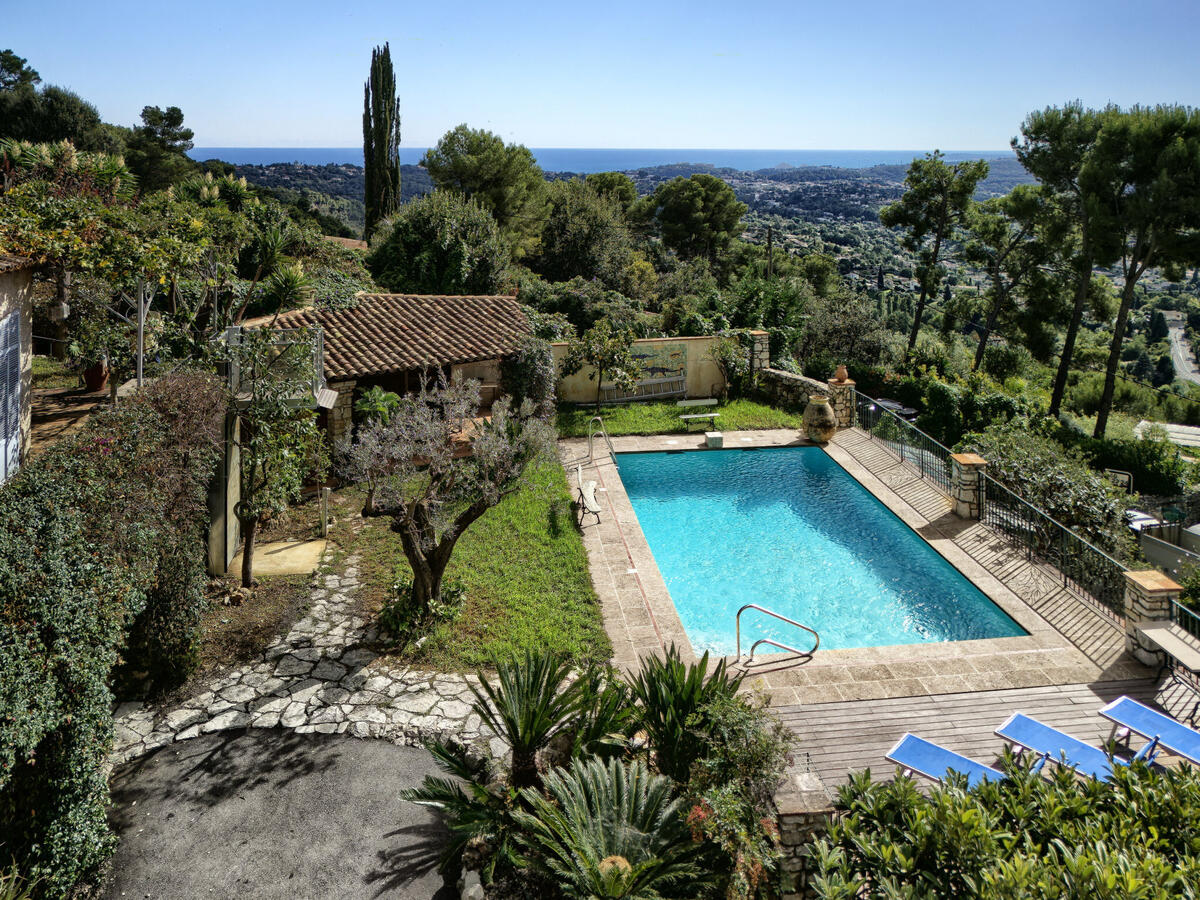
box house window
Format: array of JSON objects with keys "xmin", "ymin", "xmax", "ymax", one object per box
[{"xmin": 1, "ymin": 309, "xmax": 21, "ymax": 483}]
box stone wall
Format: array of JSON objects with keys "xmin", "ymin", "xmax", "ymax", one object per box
[
  {"xmin": 758, "ymin": 368, "xmax": 856, "ymax": 428},
  {"xmin": 757, "ymin": 368, "xmax": 831, "ymax": 410},
  {"xmin": 327, "ymin": 378, "xmax": 357, "ymax": 445},
  {"xmin": 751, "ymin": 331, "xmax": 770, "ymax": 373},
  {"xmin": 1124, "ymin": 569, "xmax": 1181, "ymax": 666},
  {"xmin": 951, "ymin": 453, "xmax": 987, "ymax": 519},
  {"xmin": 776, "ymin": 769, "xmax": 836, "ymax": 898}
]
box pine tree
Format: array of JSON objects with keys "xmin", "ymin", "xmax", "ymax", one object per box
[
  {"xmin": 362, "ymin": 43, "xmax": 401, "ymax": 241},
  {"xmin": 880, "ymin": 151, "xmax": 989, "ymax": 354}
]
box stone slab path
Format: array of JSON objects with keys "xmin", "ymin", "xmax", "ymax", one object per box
[{"xmin": 113, "ymin": 548, "xmax": 499, "ymax": 766}]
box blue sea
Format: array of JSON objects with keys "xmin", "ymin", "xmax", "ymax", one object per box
[{"xmin": 189, "ymin": 146, "xmax": 1014, "ymax": 173}]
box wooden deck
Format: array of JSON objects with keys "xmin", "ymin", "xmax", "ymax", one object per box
[
  {"xmin": 833, "ymin": 429, "xmax": 1132, "ymax": 674},
  {"xmin": 777, "ymin": 677, "xmax": 1200, "ymax": 787}
]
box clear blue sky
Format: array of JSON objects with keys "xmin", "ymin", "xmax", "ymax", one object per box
[{"xmin": 7, "ymin": 0, "xmax": 1199, "ymax": 149}]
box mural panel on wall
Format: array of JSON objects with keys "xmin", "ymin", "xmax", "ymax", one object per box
[{"xmin": 631, "ymin": 341, "xmax": 686, "ymax": 383}]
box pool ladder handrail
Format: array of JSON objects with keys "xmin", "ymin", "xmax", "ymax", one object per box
[
  {"xmin": 735, "ymin": 603, "xmax": 820, "ymax": 662},
  {"xmin": 588, "ymin": 416, "xmax": 615, "ymax": 461}
]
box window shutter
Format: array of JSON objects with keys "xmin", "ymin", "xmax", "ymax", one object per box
[{"xmin": 0, "ymin": 310, "xmax": 20, "ymax": 483}]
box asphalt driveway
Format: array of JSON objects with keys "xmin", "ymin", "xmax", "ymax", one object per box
[{"xmin": 104, "ymin": 728, "xmax": 456, "ymax": 899}]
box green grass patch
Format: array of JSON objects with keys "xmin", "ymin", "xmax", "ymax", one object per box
[
  {"xmin": 555, "ymin": 398, "xmax": 803, "ymax": 437},
  {"xmin": 31, "ymin": 354, "xmax": 77, "ymax": 390},
  {"xmin": 337, "ymin": 461, "xmax": 610, "ymax": 671}
]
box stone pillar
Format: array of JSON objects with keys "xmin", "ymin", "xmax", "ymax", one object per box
[
  {"xmin": 826, "ymin": 377, "xmax": 855, "ymax": 428},
  {"xmin": 327, "ymin": 379, "xmax": 357, "ymax": 444},
  {"xmin": 776, "ymin": 771, "xmax": 835, "ymax": 899},
  {"xmin": 950, "ymin": 453, "xmax": 987, "ymax": 519},
  {"xmin": 750, "ymin": 330, "xmax": 770, "ymax": 374},
  {"xmin": 1124, "ymin": 569, "xmax": 1181, "ymax": 666}
]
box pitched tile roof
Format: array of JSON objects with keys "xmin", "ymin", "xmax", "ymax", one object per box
[{"xmin": 260, "ymin": 294, "xmax": 529, "ymax": 381}]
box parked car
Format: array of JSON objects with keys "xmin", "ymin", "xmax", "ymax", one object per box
[
  {"xmin": 1126, "ymin": 509, "xmax": 1160, "ymax": 533},
  {"xmin": 876, "ymin": 398, "xmax": 919, "ymax": 421}
]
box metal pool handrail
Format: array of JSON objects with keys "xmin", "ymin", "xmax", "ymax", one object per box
[
  {"xmin": 588, "ymin": 416, "xmax": 615, "ymax": 461},
  {"xmin": 736, "ymin": 603, "xmax": 820, "ymax": 662}
]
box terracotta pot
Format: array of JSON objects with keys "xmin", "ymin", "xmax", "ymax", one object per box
[
  {"xmin": 833, "ymin": 364, "xmax": 849, "ymax": 383},
  {"xmin": 82, "ymin": 362, "xmax": 109, "ymax": 393},
  {"xmin": 803, "ymin": 394, "xmax": 837, "ymax": 444}
]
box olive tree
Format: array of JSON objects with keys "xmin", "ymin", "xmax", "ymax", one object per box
[{"xmin": 338, "ymin": 375, "xmax": 554, "ymax": 613}]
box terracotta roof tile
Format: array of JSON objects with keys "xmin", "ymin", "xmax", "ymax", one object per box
[{"xmin": 262, "ymin": 294, "xmax": 530, "ymax": 381}]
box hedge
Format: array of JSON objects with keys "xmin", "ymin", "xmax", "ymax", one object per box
[{"xmin": 0, "ymin": 371, "xmax": 224, "ymax": 896}]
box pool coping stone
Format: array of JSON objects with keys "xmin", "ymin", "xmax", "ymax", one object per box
[{"xmin": 560, "ymin": 427, "xmax": 1151, "ymax": 706}]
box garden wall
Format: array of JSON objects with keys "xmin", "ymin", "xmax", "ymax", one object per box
[
  {"xmin": 757, "ymin": 368, "xmax": 856, "ymax": 427},
  {"xmin": 776, "ymin": 769, "xmax": 836, "ymax": 898},
  {"xmin": 551, "ymin": 331, "xmax": 769, "ymax": 403}
]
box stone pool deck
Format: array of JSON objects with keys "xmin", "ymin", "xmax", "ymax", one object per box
[{"xmin": 560, "ymin": 427, "xmax": 1152, "ymax": 706}]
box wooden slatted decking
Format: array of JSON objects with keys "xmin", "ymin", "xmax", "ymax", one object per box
[
  {"xmin": 776, "ymin": 677, "xmax": 1200, "ymax": 787},
  {"xmin": 833, "ymin": 428, "xmax": 1131, "ymax": 673}
]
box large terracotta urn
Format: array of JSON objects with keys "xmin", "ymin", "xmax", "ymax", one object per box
[
  {"xmin": 803, "ymin": 394, "xmax": 837, "ymax": 444},
  {"xmin": 83, "ymin": 362, "xmax": 109, "ymax": 393}
]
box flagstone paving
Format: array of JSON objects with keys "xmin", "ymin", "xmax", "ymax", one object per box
[
  {"xmin": 112, "ymin": 550, "xmax": 497, "ymax": 766},
  {"xmin": 562, "ymin": 427, "xmax": 1151, "ymax": 704}
]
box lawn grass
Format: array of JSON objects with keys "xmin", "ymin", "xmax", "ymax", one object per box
[
  {"xmin": 337, "ymin": 460, "xmax": 610, "ymax": 671},
  {"xmin": 31, "ymin": 354, "xmax": 78, "ymax": 390},
  {"xmin": 555, "ymin": 398, "xmax": 803, "ymax": 437}
]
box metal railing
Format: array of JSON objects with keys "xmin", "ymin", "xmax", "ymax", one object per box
[
  {"xmin": 850, "ymin": 387, "xmax": 1130, "ymax": 621},
  {"xmin": 1171, "ymin": 599, "xmax": 1200, "ymax": 642},
  {"xmin": 735, "ymin": 603, "xmax": 820, "ymax": 662},
  {"xmin": 980, "ymin": 473, "xmax": 1127, "ymax": 621},
  {"xmin": 587, "ymin": 416, "xmax": 615, "ymax": 461},
  {"xmin": 853, "ymin": 391, "xmax": 953, "ymax": 497}
]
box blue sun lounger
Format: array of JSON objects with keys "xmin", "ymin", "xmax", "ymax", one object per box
[
  {"xmin": 996, "ymin": 713, "xmax": 1160, "ymax": 781},
  {"xmin": 886, "ymin": 734, "xmax": 1004, "ymax": 788},
  {"xmin": 1099, "ymin": 695, "xmax": 1197, "ymax": 764}
]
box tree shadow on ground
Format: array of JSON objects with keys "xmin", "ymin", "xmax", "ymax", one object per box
[
  {"xmin": 110, "ymin": 727, "xmax": 341, "ymax": 824},
  {"xmin": 366, "ymin": 821, "xmax": 456, "ymax": 899}
]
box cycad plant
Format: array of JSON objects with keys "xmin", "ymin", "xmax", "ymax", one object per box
[
  {"xmin": 512, "ymin": 757, "xmax": 707, "ymax": 900},
  {"xmin": 628, "ymin": 645, "xmax": 743, "ymax": 783},
  {"xmin": 399, "ymin": 741, "xmax": 520, "ymax": 879},
  {"xmin": 470, "ymin": 650, "xmax": 586, "ymax": 790}
]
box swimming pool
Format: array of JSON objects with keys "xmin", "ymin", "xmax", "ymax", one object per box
[{"xmin": 615, "ymin": 446, "xmax": 1026, "ymax": 654}]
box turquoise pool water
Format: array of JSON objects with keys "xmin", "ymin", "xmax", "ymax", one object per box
[{"xmin": 615, "ymin": 447, "xmax": 1025, "ymax": 654}]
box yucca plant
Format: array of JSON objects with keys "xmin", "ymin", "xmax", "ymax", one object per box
[
  {"xmin": 399, "ymin": 741, "xmax": 521, "ymax": 879},
  {"xmin": 628, "ymin": 645, "xmax": 743, "ymax": 783},
  {"xmin": 470, "ymin": 650, "xmax": 586, "ymax": 790},
  {"xmin": 512, "ymin": 757, "xmax": 707, "ymax": 899}
]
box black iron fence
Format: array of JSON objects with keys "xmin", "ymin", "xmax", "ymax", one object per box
[
  {"xmin": 852, "ymin": 388, "xmax": 1128, "ymax": 621},
  {"xmin": 1171, "ymin": 599, "xmax": 1200, "ymax": 641},
  {"xmin": 980, "ymin": 473, "xmax": 1127, "ymax": 621},
  {"xmin": 854, "ymin": 391, "xmax": 953, "ymax": 497}
]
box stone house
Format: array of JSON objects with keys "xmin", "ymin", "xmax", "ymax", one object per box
[
  {"xmin": 261, "ymin": 293, "xmax": 531, "ymax": 445},
  {"xmin": 0, "ymin": 256, "xmax": 33, "ymax": 483}
]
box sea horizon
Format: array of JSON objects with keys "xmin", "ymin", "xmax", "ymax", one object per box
[{"xmin": 189, "ymin": 146, "xmax": 1016, "ymax": 173}]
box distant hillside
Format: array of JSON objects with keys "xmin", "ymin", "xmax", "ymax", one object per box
[
  {"xmin": 227, "ymin": 163, "xmax": 433, "ymax": 235},
  {"xmin": 622, "ymin": 157, "xmax": 1035, "ymax": 223},
  {"xmin": 230, "ymin": 156, "xmax": 1035, "ymax": 235}
]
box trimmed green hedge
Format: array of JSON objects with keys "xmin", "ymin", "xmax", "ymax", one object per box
[{"xmin": 0, "ymin": 372, "xmax": 224, "ymax": 896}]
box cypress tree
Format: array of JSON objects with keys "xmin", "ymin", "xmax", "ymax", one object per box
[{"xmin": 363, "ymin": 43, "xmax": 401, "ymax": 241}]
